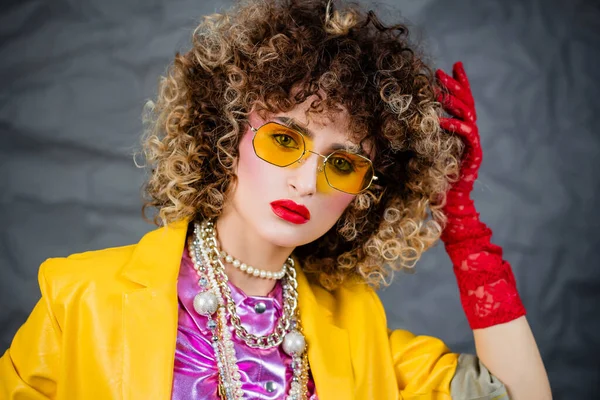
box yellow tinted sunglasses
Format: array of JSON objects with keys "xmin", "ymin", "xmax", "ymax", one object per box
[{"xmin": 250, "ymin": 121, "xmax": 378, "ymax": 194}]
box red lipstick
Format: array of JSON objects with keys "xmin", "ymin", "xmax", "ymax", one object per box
[{"xmin": 270, "ymin": 199, "xmax": 311, "ymax": 224}]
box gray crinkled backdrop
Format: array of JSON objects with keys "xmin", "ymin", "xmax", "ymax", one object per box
[{"xmin": 1, "ymin": 0, "xmax": 598, "ymax": 398}]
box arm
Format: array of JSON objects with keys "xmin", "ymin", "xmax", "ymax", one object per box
[
  {"xmin": 0, "ymin": 261, "xmax": 59, "ymax": 399},
  {"xmin": 473, "ymin": 317, "xmax": 551, "ymax": 399},
  {"xmin": 435, "ymin": 62, "xmax": 551, "ymax": 399}
]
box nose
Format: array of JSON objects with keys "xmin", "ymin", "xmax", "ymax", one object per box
[{"xmin": 288, "ymin": 153, "xmax": 321, "ymax": 197}]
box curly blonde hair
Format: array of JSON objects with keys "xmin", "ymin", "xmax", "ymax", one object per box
[{"xmin": 140, "ymin": 0, "xmax": 464, "ymax": 290}]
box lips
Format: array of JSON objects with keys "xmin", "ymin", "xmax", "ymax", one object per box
[{"xmin": 270, "ymin": 199, "xmax": 311, "ymax": 224}]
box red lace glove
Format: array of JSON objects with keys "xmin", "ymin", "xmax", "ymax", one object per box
[{"xmin": 436, "ymin": 61, "xmax": 526, "ymax": 330}]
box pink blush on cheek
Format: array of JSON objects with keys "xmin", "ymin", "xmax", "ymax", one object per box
[
  {"xmin": 327, "ymin": 192, "xmax": 356, "ymax": 215},
  {"xmin": 316, "ymin": 170, "xmax": 355, "ymax": 211},
  {"xmin": 238, "ymin": 130, "xmax": 263, "ymax": 172},
  {"xmin": 237, "ymin": 129, "xmax": 277, "ymax": 190}
]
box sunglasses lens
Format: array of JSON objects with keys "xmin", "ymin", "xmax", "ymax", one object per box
[
  {"xmin": 324, "ymin": 151, "xmax": 374, "ymax": 194},
  {"xmin": 253, "ymin": 122, "xmax": 305, "ymax": 166},
  {"xmin": 252, "ymin": 122, "xmax": 374, "ymax": 194}
]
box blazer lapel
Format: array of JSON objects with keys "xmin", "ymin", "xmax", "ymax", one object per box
[
  {"xmin": 120, "ymin": 219, "xmax": 189, "ymax": 400},
  {"xmin": 296, "ymin": 268, "xmax": 355, "ymax": 400}
]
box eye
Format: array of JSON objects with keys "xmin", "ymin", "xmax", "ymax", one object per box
[
  {"xmin": 329, "ymin": 155, "xmax": 355, "ymax": 174},
  {"xmin": 272, "ymin": 133, "xmax": 300, "ymax": 149}
]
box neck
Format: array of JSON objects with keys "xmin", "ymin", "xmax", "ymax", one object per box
[{"xmin": 214, "ymin": 213, "xmax": 295, "ymax": 297}]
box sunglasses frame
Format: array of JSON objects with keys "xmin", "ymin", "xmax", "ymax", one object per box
[{"xmin": 249, "ymin": 121, "xmax": 378, "ymax": 194}]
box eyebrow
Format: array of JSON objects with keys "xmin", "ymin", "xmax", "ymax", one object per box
[{"xmin": 273, "ymin": 116, "xmax": 367, "ymax": 157}]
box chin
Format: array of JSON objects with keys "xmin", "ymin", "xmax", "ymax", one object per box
[{"xmin": 258, "ymin": 217, "xmax": 324, "ymax": 248}]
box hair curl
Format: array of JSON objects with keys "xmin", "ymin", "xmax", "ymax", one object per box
[{"xmin": 140, "ymin": 0, "xmax": 464, "ymax": 290}]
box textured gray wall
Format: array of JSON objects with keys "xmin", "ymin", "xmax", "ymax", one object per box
[{"xmin": 1, "ymin": 0, "xmax": 598, "ymax": 398}]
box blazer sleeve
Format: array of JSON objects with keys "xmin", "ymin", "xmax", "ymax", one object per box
[
  {"xmin": 0, "ymin": 260, "xmax": 60, "ymax": 399},
  {"xmin": 388, "ymin": 328, "xmax": 509, "ymax": 399}
]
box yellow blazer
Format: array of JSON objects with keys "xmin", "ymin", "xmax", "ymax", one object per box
[{"xmin": 0, "ymin": 220, "xmax": 504, "ymax": 399}]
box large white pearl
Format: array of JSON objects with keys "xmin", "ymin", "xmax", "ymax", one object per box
[
  {"xmin": 282, "ymin": 330, "xmax": 306, "ymax": 356},
  {"xmin": 193, "ymin": 291, "xmax": 218, "ymax": 316}
]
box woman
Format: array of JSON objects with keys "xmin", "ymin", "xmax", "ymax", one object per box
[{"xmin": 0, "ymin": 0, "xmax": 551, "ymax": 399}]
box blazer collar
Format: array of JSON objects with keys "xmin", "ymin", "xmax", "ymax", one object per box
[
  {"xmin": 120, "ymin": 218, "xmax": 189, "ymax": 289},
  {"xmin": 119, "ymin": 218, "xmax": 354, "ymax": 400},
  {"xmin": 119, "ymin": 219, "xmax": 188, "ymax": 400}
]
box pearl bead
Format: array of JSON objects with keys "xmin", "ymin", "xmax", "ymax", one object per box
[
  {"xmin": 247, "ymin": 266, "xmax": 254, "ymax": 274},
  {"xmin": 282, "ymin": 330, "xmax": 306, "ymax": 356},
  {"xmin": 253, "ymin": 269, "xmax": 260, "ymax": 277},
  {"xmin": 266, "ymin": 271, "xmax": 273, "ymax": 279},
  {"xmin": 259, "ymin": 270, "xmax": 267, "ymax": 278},
  {"xmin": 233, "ymin": 259, "xmax": 241, "ymax": 268},
  {"xmin": 240, "ymin": 263, "xmax": 248, "ymax": 271},
  {"xmin": 225, "ymin": 255, "xmax": 234, "ymax": 263},
  {"xmin": 193, "ymin": 291, "xmax": 219, "ymax": 316}
]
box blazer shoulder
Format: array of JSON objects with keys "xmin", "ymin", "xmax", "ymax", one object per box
[
  {"xmin": 41, "ymin": 243, "xmax": 136, "ymax": 278},
  {"xmin": 38, "ymin": 243, "xmax": 137, "ymax": 301}
]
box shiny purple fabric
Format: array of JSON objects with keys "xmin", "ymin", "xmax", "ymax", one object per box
[{"xmin": 171, "ymin": 245, "xmax": 318, "ymax": 399}]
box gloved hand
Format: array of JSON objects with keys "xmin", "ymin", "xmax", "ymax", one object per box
[{"xmin": 436, "ymin": 61, "xmax": 526, "ymax": 330}]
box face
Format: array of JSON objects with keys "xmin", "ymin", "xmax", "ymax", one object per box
[{"xmin": 224, "ymin": 98, "xmax": 370, "ymax": 249}]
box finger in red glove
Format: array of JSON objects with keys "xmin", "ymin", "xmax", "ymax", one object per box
[
  {"xmin": 439, "ymin": 117, "xmax": 481, "ymax": 149},
  {"xmin": 435, "ymin": 62, "xmax": 475, "ymax": 110},
  {"xmin": 437, "ymin": 91, "xmax": 476, "ymax": 123}
]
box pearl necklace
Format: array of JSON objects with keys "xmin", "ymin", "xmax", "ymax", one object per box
[
  {"xmin": 218, "ymin": 244, "xmax": 287, "ymax": 280},
  {"xmin": 189, "ymin": 220, "xmax": 310, "ymax": 399}
]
